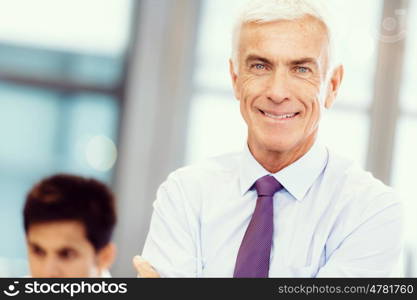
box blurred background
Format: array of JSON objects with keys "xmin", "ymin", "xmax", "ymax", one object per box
[{"xmin": 0, "ymin": 0, "xmax": 415, "ymax": 277}]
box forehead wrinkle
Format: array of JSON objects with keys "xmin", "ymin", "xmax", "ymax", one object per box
[{"xmin": 238, "ymin": 16, "xmax": 330, "ymax": 70}]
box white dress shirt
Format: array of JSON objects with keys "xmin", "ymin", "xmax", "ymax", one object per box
[{"xmin": 142, "ymin": 142, "xmax": 403, "ymax": 277}]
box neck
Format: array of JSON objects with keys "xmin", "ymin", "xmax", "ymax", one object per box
[{"xmin": 248, "ymin": 134, "xmax": 317, "ymax": 173}]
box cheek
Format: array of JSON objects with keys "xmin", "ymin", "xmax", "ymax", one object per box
[
  {"xmin": 28, "ymin": 253, "xmax": 43, "ymax": 267},
  {"xmin": 304, "ymin": 98, "xmax": 323, "ymax": 133},
  {"xmin": 297, "ymin": 79, "xmax": 321, "ymax": 95},
  {"xmin": 311, "ymin": 100, "xmax": 322, "ymax": 120},
  {"xmin": 237, "ymin": 77, "xmax": 257, "ymax": 120},
  {"xmin": 28, "ymin": 257, "xmax": 42, "ymax": 272},
  {"xmin": 238, "ymin": 75, "xmax": 267, "ymax": 100},
  {"xmin": 294, "ymin": 83, "xmax": 322, "ymax": 114},
  {"xmin": 65, "ymin": 255, "xmax": 97, "ymax": 275}
]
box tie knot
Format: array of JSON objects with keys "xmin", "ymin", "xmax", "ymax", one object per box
[{"xmin": 254, "ymin": 175, "xmax": 282, "ymax": 197}]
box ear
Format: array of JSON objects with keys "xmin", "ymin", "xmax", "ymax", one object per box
[
  {"xmin": 97, "ymin": 243, "xmax": 116, "ymax": 273},
  {"xmin": 229, "ymin": 59, "xmax": 240, "ymax": 101},
  {"xmin": 324, "ymin": 65, "xmax": 344, "ymax": 109}
]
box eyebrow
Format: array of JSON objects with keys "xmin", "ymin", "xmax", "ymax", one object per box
[
  {"xmin": 28, "ymin": 242, "xmax": 77, "ymax": 252},
  {"xmin": 290, "ymin": 57, "xmax": 318, "ymax": 67},
  {"xmin": 28, "ymin": 242, "xmax": 44, "ymax": 251},
  {"xmin": 58, "ymin": 247, "xmax": 77, "ymax": 252},
  {"xmin": 245, "ymin": 55, "xmax": 272, "ymax": 65},
  {"xmin": 245, "ymin": 54, "xmax": 318, "ymax": 67}
]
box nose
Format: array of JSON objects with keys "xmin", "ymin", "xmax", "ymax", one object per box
[
  {"xmin": 265, "ymin": 68, "xmax": 292, "ymax": 104},
  {"xmin": 43, "ymin": 257, "xmax": 63, "ymax": 277}
]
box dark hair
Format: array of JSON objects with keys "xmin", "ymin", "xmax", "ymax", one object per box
[{"xmin": 23, "ymin": 174, "xmax": 117, "ymax": 251}]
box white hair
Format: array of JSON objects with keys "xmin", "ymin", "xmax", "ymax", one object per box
[{"xmin": 231, "ymin": 0, "xmax": 336, "ymax": 75}]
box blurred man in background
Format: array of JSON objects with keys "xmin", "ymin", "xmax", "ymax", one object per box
[{"xmin": 23, "ymin": 174, "xmax": 116, "ymax": 278}]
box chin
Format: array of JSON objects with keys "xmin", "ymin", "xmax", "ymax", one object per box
[
  {"xmin": 257, "ymin": 132, "xmax": 300, "ymax": 153},
  {"xmin": 265, "ymin": 141, "xmax": 298, "ymax": 153}
]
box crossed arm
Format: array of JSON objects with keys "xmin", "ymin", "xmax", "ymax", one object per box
[{"xmin": 133, "ymin": 188, "xmax": 403, "ymax": 278}]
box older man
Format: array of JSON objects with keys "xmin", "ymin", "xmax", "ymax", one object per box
[{"xmin": 134, "ymin": 0, "xmax": 403, "ymax": 277}]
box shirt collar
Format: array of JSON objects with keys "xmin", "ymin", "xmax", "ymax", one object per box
[{"xmin": 239, "ymin": 141, "xmax": 328, "ymax": 201}]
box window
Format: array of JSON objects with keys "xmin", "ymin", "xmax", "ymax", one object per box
[
  {"xmin": 0, "ymin": 0, "xmax": 133, "ymax": 276},
  {"xmin": 392, "ymin": 0, "xmax": 417, "ymax": 262}
]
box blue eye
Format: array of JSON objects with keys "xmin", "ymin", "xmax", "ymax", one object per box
[
  {"xmin": 252, "ymin": 64, "xmax": 266, "ymax": 70},
  {"xmin": 295, "ymin": 66, "xmax": 310, "ymax": 73}
]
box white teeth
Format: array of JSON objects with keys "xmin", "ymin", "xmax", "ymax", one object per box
[{"xmin": 264, "ymin": 112, "xmax": 296, "ymax": 119}]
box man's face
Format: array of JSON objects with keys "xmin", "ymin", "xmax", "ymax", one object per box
[
  {"xmin": 231, "ymin": 16, "xmax": 339, "ymax": 157},
  {"xmin": 27, "ymin": 221, "xmax": 106, "ymax": 278}
]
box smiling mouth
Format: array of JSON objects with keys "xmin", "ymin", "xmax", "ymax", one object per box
[{"xmin": 259, "ymin": 109, "xmax": 300, "ymax": 120}]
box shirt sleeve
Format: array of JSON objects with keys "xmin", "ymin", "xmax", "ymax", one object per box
[
  {"xmin": 141, "ymin": 173, "xmax": 201, "ymax": 277},
  {"xmin": 316, "ymin": 193, "xmax": 403, "ymax": 277}
]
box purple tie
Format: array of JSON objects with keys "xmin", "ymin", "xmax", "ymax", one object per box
[{"xmin": 234, "ymin": 175, "xmax": 282, "ymax": 278}]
